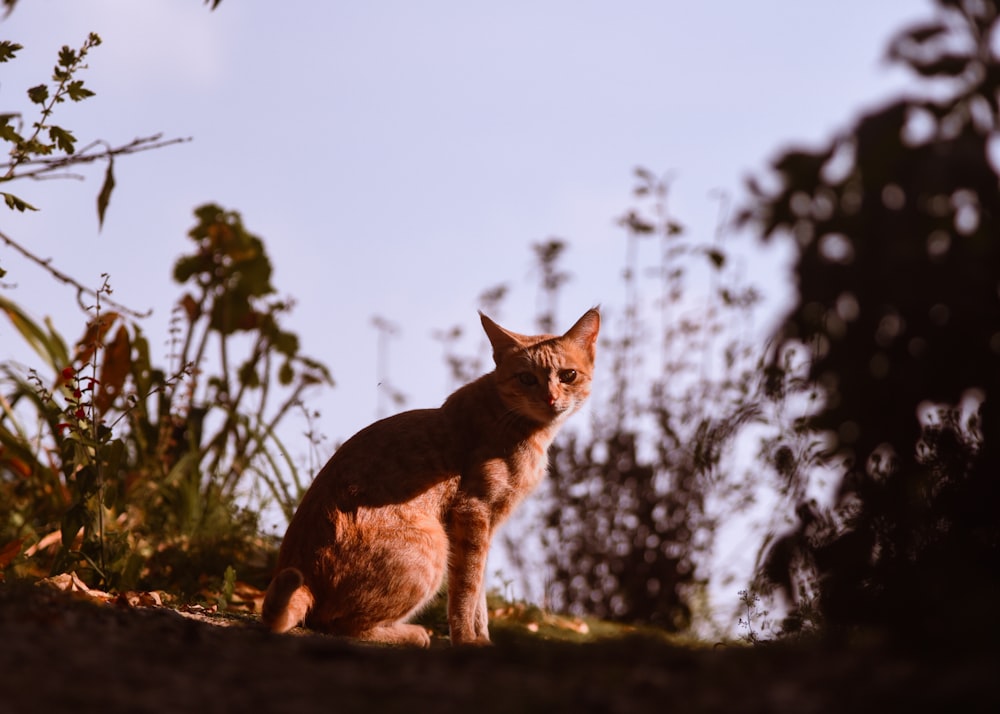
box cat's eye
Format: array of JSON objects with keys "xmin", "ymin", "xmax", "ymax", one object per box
[
  {"xmin": 517, "ymin": 372, "xmax": 539, "ymax": 387},
  {"xmin": 558, "ymin": 369, "xmax": 578, "ymax": 384}
]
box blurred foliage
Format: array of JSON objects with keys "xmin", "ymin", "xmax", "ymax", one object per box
[
  {"xmin": 0, "ymin": 28, "xmax": 314, "ymax": 595},
  {"xmin": 505, "ymin": 169, "xmax": 770, "ymax": 632},
  {"xmin": 0, "ymin": 205, "xmax": 331, "ymax": 594},
  {"xmin": 745, "ymin": 0, "xmax": 1000, "ymax": 643}
]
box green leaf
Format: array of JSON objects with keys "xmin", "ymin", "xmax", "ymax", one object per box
[
  {"xmin": 1, "ymin": 192, "xmax": 38, "ymax": 212},
  {"xmin": 0, "ymin": 41, "xmax": 22, "ymax": 63},
  {"xmin": 57, "ymin": 45, "xmax": 77, "ymax": 68},
  {"xmin": 61, "ymin": 503, "xmax": 88, "ymax": 555},
  {"xmin": 128, "ymin": 327, "xmax": 154, "ymax": 396},
  {"xmin": 0, "ymin": 116, "xmax": 24, "ymax": 144},
  {"xmin": 273, "ymin": 330, "xmax": 299, "ymax": 356},
  {"xmin": 100, "ymin": 439, "xmax": 126, "ymax": 499},
  {"xmin": 0, "ymin": 295, "xmax": 70, "ymax": 372},
  {"xmin": 27, "ymin": 84, "xmax": 49, "ymax": 105},
  {"xmin": 22, "ymin": 137, "xmax": 54, "ymax": 156},
  {"xmin": 299, "ymin": 356, "xmax": 334, "ymax": 385},
  {"xmin": 217, "ymin": 565, "xmax": 236, "ymax": 609},
  {"xmin": 48, "ymin": 125, "xmax": 76, "ymax": 154},
  {"xmin": 237, "ymin": 359, "xmax": 260, "ymax": 388},
  {"xmin": 42, "ymin": 316, "xmax": 71, "ymax": 371},
  {"xmin": 173, "ymin": 254, "xmax": 208, "ymax": 284},
  {"xmin": 66, "ymin": 80, "xmax": 95, "ymax": 102},
  {"xmin": 96, "ymin": 157, "xmax": 115, "ymax": 229}
]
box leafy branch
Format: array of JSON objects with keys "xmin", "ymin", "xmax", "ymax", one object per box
[
  {"xmin": 0, "ymin": 33, "xmax": 187, "ymax": 288},
  {"xmin": 0, "ymin": 34, "xmax": 189, "ymax": 228},
  {"xmin": 2, "ymin": 33, "xmax": 102, "ymax": 181}
]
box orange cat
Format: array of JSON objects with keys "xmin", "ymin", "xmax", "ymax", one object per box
[{"xmin": 261, "ymin": 309, "xmax": 600, "ymax": 646}]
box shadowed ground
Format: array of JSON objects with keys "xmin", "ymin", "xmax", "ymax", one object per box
[{"xmin": 0, "ymin": 583, "xmax": 995, "ymax": 713}]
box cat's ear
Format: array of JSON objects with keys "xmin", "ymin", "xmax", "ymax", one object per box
[
  {"xmin": 480, "ymin": 312, "xmax": 528, "ymax": 365},
  {"xmin": 563, "ymin": 308, "xmax": 600, "ymax": 360}
]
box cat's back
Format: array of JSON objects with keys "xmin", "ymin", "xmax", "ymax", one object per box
[{"xmin": 304, "ymin": 406, "xmax": 463, "ymax": 510}]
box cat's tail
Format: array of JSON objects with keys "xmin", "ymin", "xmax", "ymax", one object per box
[{"xmin": 261, "ymin": 567, "xmax": 314, "ymax": 633}]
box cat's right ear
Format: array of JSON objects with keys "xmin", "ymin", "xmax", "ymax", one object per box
[
  {"xmin": 480, "ymin": 312, "xmax": 525, "ymax": 366},
  {"xmin": 563, "ymin": 308, "xmax": 600, "ymax": 361}
]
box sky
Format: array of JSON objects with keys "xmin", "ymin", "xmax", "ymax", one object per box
[{"xmin": 1, "ymin": 0, "xmax": 930, "ymax": 616}]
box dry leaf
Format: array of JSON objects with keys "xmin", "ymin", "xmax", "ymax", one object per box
[
  {"xmin": 37, "ymin": 572, "xmax": 112, "ymax": 603},
  {"xmin": 0, "ymin": 538, "xmax": 23, "ymax": 569},
  {"xmin": 115, "ymin": 591, "xmax": 163, "ymax": 609}
]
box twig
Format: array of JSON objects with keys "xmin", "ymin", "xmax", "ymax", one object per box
[
  {"xmin": 0, "ymin": 227, "xmax": 151, "ymax": 318},
  {"xmin": 0, "ymin": 134, "xmax": 191, "ymax": 182}
]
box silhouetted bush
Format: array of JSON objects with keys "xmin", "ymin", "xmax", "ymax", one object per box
[{"xmin": 747, "ymin": 0, "xmax": 1000, "ymax": 644}]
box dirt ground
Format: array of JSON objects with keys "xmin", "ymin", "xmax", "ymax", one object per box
[{"xmin": 1, "ymin": 581, "xmax": 996, "ymax": 714}]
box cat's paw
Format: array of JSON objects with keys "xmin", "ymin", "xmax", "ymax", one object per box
[
  {"xmin": 406, "ymin": 625, "xmax": 433, "ymax": 649},
  {"xmin": 359, "ymin": 623, "xmax": 431, "ymax": 648}
]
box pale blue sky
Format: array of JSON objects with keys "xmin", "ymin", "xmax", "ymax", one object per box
[{"xmin": 2, "ymin": 0, "xmax": 925, "ymax": 440}]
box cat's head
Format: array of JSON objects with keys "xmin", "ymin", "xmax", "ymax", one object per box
[{"xmin": 480, "ymin": 308, "xmax": 600, "ymax": 426}]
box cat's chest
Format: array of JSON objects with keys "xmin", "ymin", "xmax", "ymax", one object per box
[
  {"xmin": 472, "ymin": 440, "xmax": 550, "ymax": 505},
  {"xmin": 515, "ymin": 445, "xmax": 549, "ymax": 491}
]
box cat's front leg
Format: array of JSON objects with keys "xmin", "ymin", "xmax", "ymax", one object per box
[
  {"xmin": 474, "ymin": 586, "xmax": 489, "ymax": 639},
  {"xmin": 447, "ymin": 498, "xmax": 492, "ymax": 645}
]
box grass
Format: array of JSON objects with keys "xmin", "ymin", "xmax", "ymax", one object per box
[{"xmin": 412, "ymin": 590, "xmax": 701, "ymax": 649}]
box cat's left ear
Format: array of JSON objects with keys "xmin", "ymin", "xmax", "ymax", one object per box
[
  {"xmin": 563, "ymin": 308, "xmax": 600, "ymax": 360},
  {"xmin": 480, "ymin": 312, "xmax": 529, "ymax": 365}
]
